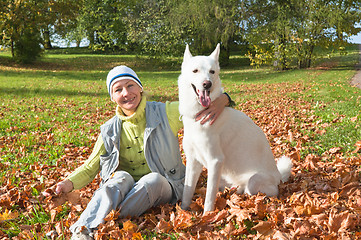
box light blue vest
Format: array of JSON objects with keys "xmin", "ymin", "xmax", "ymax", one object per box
[{"xmin": 99, "ymin": 101, "xmax": 185, "ymax": 202}]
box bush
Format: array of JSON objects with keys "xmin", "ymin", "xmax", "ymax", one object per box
[{"xmin": 14, "ymin": 29, "xmax": 43, "ymax": 64}]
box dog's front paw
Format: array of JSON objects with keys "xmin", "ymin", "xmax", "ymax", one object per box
[
  {"xmin": 181, "ymin": 203, "xmax": 190, "ymax": 211},
  {"xmin": 203, "ymin": 204, "xmax": 215, "ymax": 213}
]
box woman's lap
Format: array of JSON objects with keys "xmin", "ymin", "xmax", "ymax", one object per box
[{"xmin": 70, "ymin": 171, "xmax": 173, "ymax": 233}]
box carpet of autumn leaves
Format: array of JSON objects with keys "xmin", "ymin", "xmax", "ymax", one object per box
[{"xmin": 1, "ymin": 73, "xmax": 361, "ymax": 239}]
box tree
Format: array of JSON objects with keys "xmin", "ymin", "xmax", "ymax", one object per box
[
  {"xmin": 63, "ymin": 21, "xmax": 87, "ymax": 47},
  {"xmin": 0, "ymin": 0, "xmax": 42, "ymax": 63},
  {"xmin": 13, "ymin": 28, "xmax": 42, "ymax": 63},
  {"xmin": 245, "ymin": 0, "xmax": 294, "ymax": 70},
  {"xmin": 290, "ymin": 0, "xmax": 333, "ymax": 68},
  {"xmin": 37, "ymin": 0, "xmax": 83, "ymax": 49},
  {"xmin": 0, "ymin": 0, "xmax": 82, "ymax": 63},
  {"xmin": 168, "ymin": 0, "xmax": 242, "ymax": 65},
  {"xmin": 76, "ymin": 0, "xmax": 130, "ymax": 52},
  {"xmin": 124, "ymin": 0, "xmax": 184, "ymax": 56},
  {"xmin": 245, "ymin": 0, "xmax": 361, "ymax": 69},
  {"xmin": 328, "ymin": 0, "xmax": 361, "ymax": 42}
]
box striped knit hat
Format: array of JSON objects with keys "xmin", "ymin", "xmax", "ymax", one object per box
[{"xmin": 106, "ymin": 65, "xmax": 143, "ymax": 99}]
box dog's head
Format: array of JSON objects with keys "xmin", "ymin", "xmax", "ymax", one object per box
[{"xmin": 180, "ymin": 44, "xmax": 222, "ymax": 108}]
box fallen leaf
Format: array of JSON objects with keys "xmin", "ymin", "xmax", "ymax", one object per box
[
  {"xmin": 251, "ymin": 221, "xmax": 273, "ymax": 235},
  {"xmin": 0, "ymin": 209, "xmax": 19, "ymax": 222},
  {"xmin": 104, "ymin": 209, "xmax": 120, "ymax": 222},
  {"xmin": 156, "ymin": 219, "xmax": 172, "ymax": 233},
  {"xmin": 353, "ymin": 140, "xmax": 361, "ymax": 153},
  {"xmin": 122, "ymin": 220, "xmax": 138, "ymax": 233}
]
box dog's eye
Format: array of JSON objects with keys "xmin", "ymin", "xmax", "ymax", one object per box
[
  {"xmin": 193, "ymin": 69, "xmax": 198, "ymax": 73},
  {"xmin": 209, "ymin": 70, "xmax": 215, "ymax": 74}
]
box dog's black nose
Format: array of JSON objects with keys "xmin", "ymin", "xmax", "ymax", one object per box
[{"xmin": 203, "ymin": 81, "xmax": 212, "ymax": 90}]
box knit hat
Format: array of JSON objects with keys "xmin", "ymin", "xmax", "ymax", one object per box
[{"xmin": 106, "ymin": 65, "xmax": 143, "ymax": 99}]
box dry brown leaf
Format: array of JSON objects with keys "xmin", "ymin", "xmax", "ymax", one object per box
[
  {"xmin": 273, "ymin": 230, "xmax": 291, "ymax": 239},
  {"xmin": 156, "ymin": 219, "xmax": 173, "ymax": 233},
  {"xmin": 201, "ymin": 209, "xmax": 228, "ymax": 224},
  {"xmin": 122, "ymin": 220, "xmax": 138, "ymax": 233},
  {"xmin": 293, "ymin": 220, "xmax": 317, "ymax": 236},
  {"xmin": 328, "ymin": 210, "xmax": 357, "ymax": 233},
  {"xmin": 173, "ymin": 205, "xmax": 194, "ymax": 230},
  {"xmin": 0, "ymin": 209, "xmax": 19, "ymax": 222},
  {"xmin": 353, "ymin": 140, "xmax": 361, "ymax": 153},
  {"xmin": 104, "ymin": 209, "xmax": 120, "ymax": 222},
  {"xmin": 251, "ymin": 221, "xmax": 273, "ymax": 235}
]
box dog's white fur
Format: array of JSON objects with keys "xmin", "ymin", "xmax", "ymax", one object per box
[{"xmin": 179, "ymin": 44, "xmax": 292, "ymax": 213}]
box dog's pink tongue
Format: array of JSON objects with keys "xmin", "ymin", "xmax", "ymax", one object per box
[{"xmin": 199, "ymin": 90, "xmax": 211, "ymax": 108}]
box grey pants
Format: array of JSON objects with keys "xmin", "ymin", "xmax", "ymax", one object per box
[{"xmin": 69, "ymin": 171, "xmax": 173, "ymax": 233}]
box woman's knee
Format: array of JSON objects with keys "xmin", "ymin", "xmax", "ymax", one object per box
[
  {"xmin": 110, "ymin": 171, "xmax": 134, "ymax": 182},
  {"xmin": 138, "ymin": 172, "xmax": 166, "ymax": 186},
  {"xmin": 103, "ymin": 171, "xmax": 135, "ymax": 192},
  {"xmin": 137, "ymin": 173, "xmax": 172, "ymax": 204}
]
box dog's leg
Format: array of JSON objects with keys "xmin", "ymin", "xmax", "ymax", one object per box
[
  {"xmin": 203, "ymin": 158, "xmax": 223, "ymax": 213},
  {"xmin": 245, "ymin": 173, "xmax": 279, "ymax": 196},
  {"xmin": 181, "ymin": 158, "xmax": 203, "ymax": 210}
]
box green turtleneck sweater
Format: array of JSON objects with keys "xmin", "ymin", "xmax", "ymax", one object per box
[{"xmin": 67, "ymin": 97, "xmax": 183, "ymax": 189}]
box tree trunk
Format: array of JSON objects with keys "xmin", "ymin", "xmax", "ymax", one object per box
[
  {"xmin": 220, "ymin": 43, "xmax": 230, "ymax": 67},
  {"xmin": 42, "ymin": 29, "xmax": 52, "ymax": 49},
  {"xmin": 297, "ymin": 43, "xmax": 314, "ymax": 69},
  {"xmin": 86, "ymin": 31, "xmax": 94, "ymax": 48},
  {"xmin": 273, "ymin": 34, "xmax": 288, "ymax": 70},
  {"xmin": 273, "ymin": 46, "xmax": 287, "ymax": 70},
  {"xmin": 11, "ymin": 39, "xmax": 14, "ymax": 57},
  {"xmin": 298, "ymin": 58, "xmax": 311, "ymax": 69}
]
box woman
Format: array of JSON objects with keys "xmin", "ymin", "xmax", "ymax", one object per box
[{"xmin": 43, "ymin": 65, "xmax": 232, "ymax": 240}]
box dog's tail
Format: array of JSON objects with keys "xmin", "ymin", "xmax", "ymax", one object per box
[{"xmin": 276, "ymin": 156, "xmax": 293, "ymax": 183}]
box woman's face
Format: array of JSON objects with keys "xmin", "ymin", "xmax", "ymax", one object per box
[{"xmin": 112, "ymin": 79, "xmax": 142, "ymax": 116}]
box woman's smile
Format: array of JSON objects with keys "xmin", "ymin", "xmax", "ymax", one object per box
[{"xmin": 122, "ymin": 96, "xmax": 136, "ymax": 104}]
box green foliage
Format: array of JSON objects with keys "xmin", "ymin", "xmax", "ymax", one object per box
[
  {"xmin": 291, "ymin": 1, "xmax": 331, "ymax": 68},
  {"xmin": 247, "ymin": 44, "xmax": 274, "ymax": 67},
  {"xmin": 0, "ymin": 0, "xmax": 52, "ymax": 61},
  {"xmin": 245, "ymin": 0, "xmax": 361, "ymax": 69},
  {"xmin": 13, "ymin": 28, "xmax": 43, "ymax": 64},
  {"xmin": 246, "ymin": 2, "xmax": 295, "ymax": 70},
  {"xmin": 44, "ymin": 0, "xmax": 84, "ymax": 47},
  {"xmin": 168, "ymin": 0, "xmax": 242, "ymax": 64},
  {"xmin": 125, "ymin": 0, "xmax": 184, "ymax": 56},
  {"xmin": 77, "ymin": 0, "xmax": 130, "ymax": 52}
]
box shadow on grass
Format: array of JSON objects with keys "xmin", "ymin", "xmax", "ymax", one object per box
[
  {"xmin": 0, "ymin": 69, "xmax": 106, "ymax": 81},
  {"xmin": 1, "ymin": 86, "xmax": 108, "ymax": 98},
  {"xmin": 0, "ymin": 54, "xmax": 182, "ymax": 72},
  {"xmin": 221, "ymin": 68, "xmax": 297, "ymax": 83}
]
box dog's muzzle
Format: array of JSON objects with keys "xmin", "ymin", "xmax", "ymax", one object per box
[{"xmin": 191, "ymin": 81, "xmax": 212, "ymax": 108}]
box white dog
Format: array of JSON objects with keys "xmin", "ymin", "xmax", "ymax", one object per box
[{"xmin": 179, "ymin": 44, "xmax": 292, "ymax": 213}]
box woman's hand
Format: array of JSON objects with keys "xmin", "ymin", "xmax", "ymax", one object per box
[
  {"xmin": 195, "ymin": 93, "xmax": 230, "ymax": 125},
  {"xmin": 42, "ymin": 179, "xmax": 74, "ymax": 197}
]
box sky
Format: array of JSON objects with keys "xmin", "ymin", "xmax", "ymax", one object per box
[
  {"xmin": 349, "ymin": 23, "xmax": 361, "ymax": 44},
  {"xmin": 350, "ymin": 32, "xmax": 361, "ymax": 44}
]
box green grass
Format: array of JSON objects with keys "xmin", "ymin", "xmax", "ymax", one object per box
[
  {"xmin": 302, "ymin": 68, "xmax": 361, "ymax": 155},
  {"xmin": 0, "ymin": 44, "xmax": 360, "ymax": 238}
]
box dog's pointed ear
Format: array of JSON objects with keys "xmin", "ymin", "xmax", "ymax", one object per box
[
  {"xmin": 210, "ymin": 43, "xmax": 220, "ymax": 60},
  {"xmin": 183, "ymin": 44, "xmax": 192, "ymax": 61}
]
